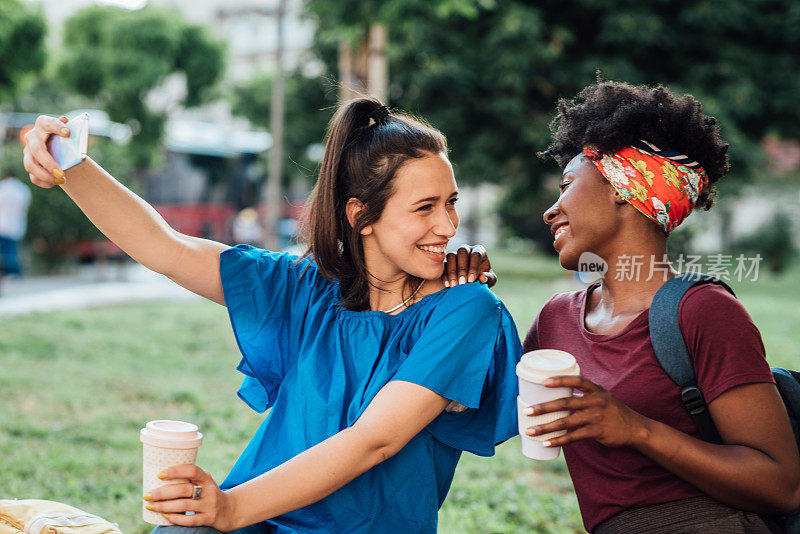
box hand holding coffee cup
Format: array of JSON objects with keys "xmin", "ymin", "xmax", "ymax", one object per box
[
  {"xmin": 516, "ymin": 350, "xmax": 580, "ymax": 460},
  {"xmin": 140, "ymin": 420, "xmax": 203, "ymax": 525},
  {"xmin": 524, "ymin": 374, "xmax": 650, "ymax": 450},
  {"xmin": 146, "ymin": 463, "xmax": 235, "ymax": 531}
]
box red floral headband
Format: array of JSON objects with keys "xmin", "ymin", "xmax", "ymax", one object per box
[{"xmin": 583, "ymin": 141, "xmax": 709, "ymax": 233}]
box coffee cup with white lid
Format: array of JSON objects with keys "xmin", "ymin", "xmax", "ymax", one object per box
[
  {"xmin": 140, "ymin": 420, "xmax": 203, "ymax": 525},
  {"xmin": 516, "ymin": 349, "xmax": 580, "ymax": 460}
]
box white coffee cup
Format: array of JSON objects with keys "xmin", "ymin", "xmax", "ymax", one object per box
[
  {"xmin": 140, "ymin": 420, "xmax": 203, "ymax": 525},
  {"xmin": 516, "ymin": 349, "xmax": 580, "ymax": 460}
]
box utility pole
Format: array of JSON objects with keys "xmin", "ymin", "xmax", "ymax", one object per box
[
  {"xmin": 338, "ymin": 23, "xmax": 388, "ymax": 103},
  {"xmin": 338, "ymin": 40, "xmax": 359, "ymax": 102},
  {"xmin": 263, "ymin": 0, "xmax": 286, "ymax": 250},
  {"xmin": 366, "ymin": 24, "xmax": 387, "ymax": 102}
]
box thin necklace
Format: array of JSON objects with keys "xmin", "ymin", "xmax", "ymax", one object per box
[{"xmin": 384, "ymin": 280, "xmax": 425, "ymax": 314}]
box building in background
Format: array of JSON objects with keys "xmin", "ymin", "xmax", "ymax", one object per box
[
  {"xmin": 26, "ymin": 0, "xmax": 315, "ymax": 85},
  {"xmin": 156, "ymin": 0, "xmax": 316, "ymax": 83}
]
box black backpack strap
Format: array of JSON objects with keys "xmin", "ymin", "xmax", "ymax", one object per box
[
  {"xmin": 649, "ymin": 272, "xmax": 735, "ymax": 444},
  {"xmin": 772, "ymin": 367, "xmax": 800, "ymax": 438}
]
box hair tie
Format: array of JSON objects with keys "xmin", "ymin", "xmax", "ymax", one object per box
[{"xmin": 371, "ymin": 105, "xmax": 390, "ymax": 125}]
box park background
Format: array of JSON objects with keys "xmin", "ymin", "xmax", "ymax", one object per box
[{"xmin": 1, "ymin": 0, "xmax": 799, "ymax": 532}]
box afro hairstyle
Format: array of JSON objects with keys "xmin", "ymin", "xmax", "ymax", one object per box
[{"xmin": 539, "ymin": 81, "xmax": 729, "ymax": 211}]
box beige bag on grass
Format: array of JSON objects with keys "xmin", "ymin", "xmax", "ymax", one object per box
[{"xmin": 0, "ymin": 500, "xmax": 121, "ymax": 534}]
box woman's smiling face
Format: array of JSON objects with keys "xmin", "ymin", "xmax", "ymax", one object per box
[
  {"xmin": 542, "ymin": 153, "xmax": 622, "ymax": 270},
  {"xmin": 360, "ymin": 151, "xmax": 459, "ymax": 282}
]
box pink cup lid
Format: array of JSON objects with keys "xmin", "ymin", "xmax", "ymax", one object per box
[
  {"xmin": 516, "ymin": 349, "xmax": 580, "ymax": 383},
  {"xmin": 140, "ymin": 420, "xmax": 203, "ymax": 449}
]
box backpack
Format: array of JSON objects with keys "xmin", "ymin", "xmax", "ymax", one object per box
[{"xmin": 649, "ymin": 272, "xmax": 800, "ymax": 534}]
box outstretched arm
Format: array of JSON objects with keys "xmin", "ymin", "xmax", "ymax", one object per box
[
  {"xmin": 23, "ymin": 115, "xmax": 228, "ymax": 305},
  {"xmin": 61, "ymin": 159, "xmax": 227, "ymax": 304},
  {"xmin": 147, "ymin": 381, "xmax": 450, "ymax": 531}
]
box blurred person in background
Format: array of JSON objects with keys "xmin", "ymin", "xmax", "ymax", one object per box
[
  {"xmin": 231, "ymin": 207, "xmax": 263, "ymax": 247},
  {"xmin": 22, "ymin": 98, "xmax": 517, "ymax": 534},
  {"xmin": 0, "ymin": 170, "xmax": 32, "ymax": 293}
]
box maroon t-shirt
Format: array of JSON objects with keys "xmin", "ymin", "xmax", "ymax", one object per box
[{"xmin": 522, "ymin": 283, "xmax": 775, "ymax": 532}]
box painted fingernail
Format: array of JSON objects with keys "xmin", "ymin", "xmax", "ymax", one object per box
[
  {"xmin": 55, "ymin": 178, "xmax": 66, "ymax": 185},
  {"xmin": 161, "ymin": 513, "xmax": 169, "ymax": 519},
  {"xmin": 526, "ymin": 428, "xmax": 536, "ymax": 436},
  {"xmin": 523, "ymin": 407, "xmax": 534, "ymax": 416},
  {"xmin": 444, "ymin": 280, "xmax": 449, "ymax": 288},
  {"xmin": 53, "ymin": 168, "xmax": 64, "ymax": 179},
  {"xmin": 450, "ymin": 280, "xmax": 456, "ymax": 288},
  {"xmin": 543, "ymin": 440, "xmax": 552, "ymax": 447},
  {"xmin": 60, "ymin": 128, "xmax": 70, "ymax": 137},
  {"xmin": 459, "ymin": 276, "xmax": 466, "ymax": 285},
  {"xmin": 468, "ymin": 274, "xmax": 476, "ymax": 283},
  {"xmin": 158, "ymin": 472, "xmax": 167, "ymax": 480},
  {"xmin": 145, "ymin": 505, "xmax": 155, "ymax": 511},
  {"xmin": 143, "ymin": 494, "xmax": 152, "ymax": 501}
]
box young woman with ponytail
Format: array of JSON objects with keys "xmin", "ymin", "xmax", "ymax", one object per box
[{"xmin": 23, "ymin": 98, "xmax": 522, "ymax": 534}]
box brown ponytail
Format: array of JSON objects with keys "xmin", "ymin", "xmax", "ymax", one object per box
[{"xmin": 300, "ymin": 97, "xmax": 447, "ymax": 311}]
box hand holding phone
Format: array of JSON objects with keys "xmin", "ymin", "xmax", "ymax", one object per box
[{"xmin": 47, "ymin": 113, "xmax": 89, "ymax": 170}]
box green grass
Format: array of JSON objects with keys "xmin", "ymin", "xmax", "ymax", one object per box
[
  {"xmin": 1, "ymin": 252, "xmax": 798, "ymax": 533},
  {"xmin": 0, "ymin": 302, "xmax": 261, "ymax": 534},
  {"xmin": 726, "ymin": 263, "xmax": 800, "ymax": 369}
]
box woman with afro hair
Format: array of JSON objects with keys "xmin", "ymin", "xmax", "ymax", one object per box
[{"xmin": 521, "ymin": 81, "xmax": 800, "ymax": 533}]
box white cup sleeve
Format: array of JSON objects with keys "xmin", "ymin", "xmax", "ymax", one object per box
[{"xmin": 517, "ymin": 396, "xmax": 570, "ymax": 442}]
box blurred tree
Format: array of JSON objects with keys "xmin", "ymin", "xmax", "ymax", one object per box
[
  {"xmin": 11, "ymin": 77, "xmax": 91, "ymax": 117},
  {"xmin": 231, "ymin": 70, "xmax": 337, "ymax": 186},
  {"xmin": 305, "ymin": 0, "xmax": 800, "ymax": 248},
  {"xmin": 58, "ymin": 6, "xmax": 225, "ymax": 170},
  {"xmin": 735, "ymin": 212, "xmax": 796, "ymax": 274},
  {"xmin": 0, "ymin": 0, "xmax": 46, "ymax": 104}
]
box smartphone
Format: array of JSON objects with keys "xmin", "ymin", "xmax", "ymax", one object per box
[{"xmin": 47, "ymin": 113, "xmax": 89, "ymax": 170}]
